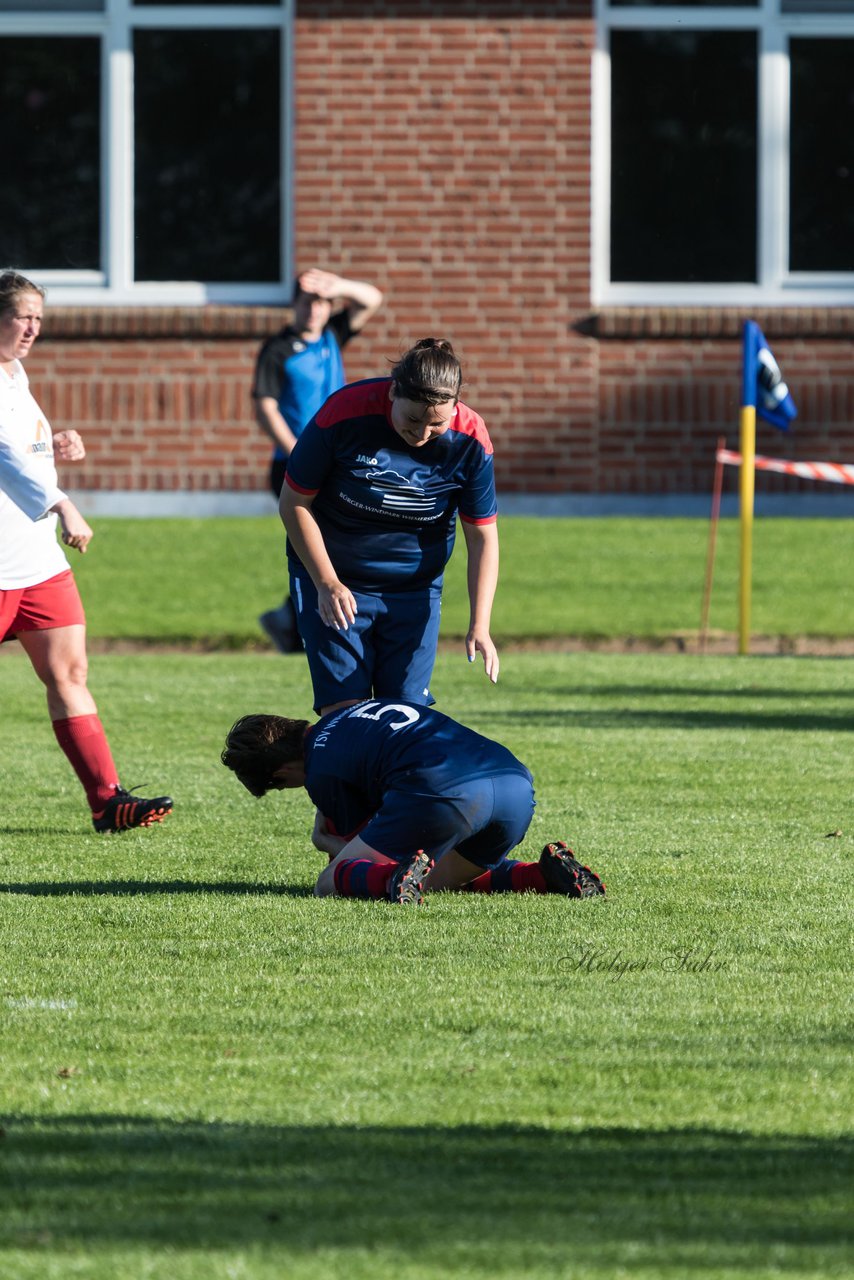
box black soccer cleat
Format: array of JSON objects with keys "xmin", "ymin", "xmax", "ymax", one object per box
[
  {"xmin": 386, "ymin": 850, "xmax": 434, "ymax": 905},
  {"xmin": 258, "ymin": 604, "xmax": 302, "ymax": 654},
  {"xmin": 93, "ymin": 787, "xmax": 173, "ymax": 834},
  {"xmin": 539, "ymin": 840, "xmax": 606, "ymax": 898}
]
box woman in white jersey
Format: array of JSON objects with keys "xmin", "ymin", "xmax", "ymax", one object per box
[{"xmin": 0, "ymin": 270, "xmax": 172, "ymax": 832}]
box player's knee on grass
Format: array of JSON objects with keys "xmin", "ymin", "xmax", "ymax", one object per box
[
  {"xmin": 424, "ymin": 849, "xmax": 487, "ymax": 892},
  {"xmin": 314, "ymin": 863, "xmax": 336, "ymax": 897}
]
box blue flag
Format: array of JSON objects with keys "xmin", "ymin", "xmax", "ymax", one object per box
[{"xmin": 742, "ymin": 320, "xmax": 797, "ymax": 431}]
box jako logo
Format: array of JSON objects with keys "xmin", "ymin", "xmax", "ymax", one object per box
[{"xmin": 356, "ymin": 454, "xmax": 378, "ymax": 466}]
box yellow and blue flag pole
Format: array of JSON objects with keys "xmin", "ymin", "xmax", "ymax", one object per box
[
  {"xmin": 738, "ymin": 323, "xmax": 757, "ymax": 654},
  {"xmin": 738, "ymin": 322, "xmax": 797, "ymax": 655},
  {"xmin": 738, "ymin": 398, "xmax": 756, "ymax": 656}
]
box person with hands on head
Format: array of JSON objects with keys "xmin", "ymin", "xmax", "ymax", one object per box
[
  {"xmin": 221, "ymin": 700, "xmax": 607, "ymax": 906},
  {"xmin": 0, "ymin": 270, "xmax": 172, "ymax": 833},
  {"xmin": 252, "ymin": 267, "xmax": 383, "ymax": 653},
  {"xmin": 280, "ymin": 337, "xmax": 500, "ymax": 715}
]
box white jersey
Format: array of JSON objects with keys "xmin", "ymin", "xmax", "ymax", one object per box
[{"xmin": 0, "ymin": 360, "xmax": 69, "ymax": 589}]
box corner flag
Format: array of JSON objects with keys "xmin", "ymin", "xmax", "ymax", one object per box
[
  {"xmin": 737, "ymin": 321, "xmax": 798, "ymax": 654},
  {"xmin": 743, "ymin": 320, "xmax": 797, "ymax": 431}
]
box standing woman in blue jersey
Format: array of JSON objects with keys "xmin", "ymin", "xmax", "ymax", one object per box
[
  {"xmin": 252, "ymin": 267, "xmax": 383, "ymax": 652},
  {"xmin": 280, "ymin": 337, "xmax": 500, "ymax": 714}
]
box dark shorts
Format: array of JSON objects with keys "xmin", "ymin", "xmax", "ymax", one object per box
[
  {"xmin": 360, "ymin": 767, "xmax": 536, "ymax": 871},
  {"xmin": 270, "ymin": 457, "xmax": 287, "ymax": 499},
  {"xmin": 0, "ymin": 570, "xmax": 85, "ymax": 644},
  {"xmin": 290, "ymin": 568, "xmax": 441, "ymax": 713}
]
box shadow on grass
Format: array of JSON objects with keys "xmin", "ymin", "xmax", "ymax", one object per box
[
  {"xmin": 0, "ymin": 828, "xmax": 87, "ymax": 838},
  {"xmin": 482, "ymin": 705, "xmax": 854, "ymax": 732},
  {"xmin": 0, "ymin": 1117, "xmax": 850, "ymax": 1268},
  {"xmin": 548, "ymin": 684, "xmax": 854, "ymax": 702},
  {"xmin": 0, "ymin": 880, "xmax": 312, "ymax": 898}
]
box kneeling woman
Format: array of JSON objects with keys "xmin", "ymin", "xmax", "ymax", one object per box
[{"xmin": 221, "ymin": 701, "xmax": 606, "ymax": 904}]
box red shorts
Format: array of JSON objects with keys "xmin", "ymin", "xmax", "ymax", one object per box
[{"xmin": 0, "ymin": 570, "xmax": 86, "ymax": 643}]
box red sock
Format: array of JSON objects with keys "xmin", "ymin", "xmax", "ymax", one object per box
[
  {"xmin": 509, "ymin": 863, "xmax": 548, "ymax": 893},
  {"xmin": 466, "ymin": 870, "xmax": 495, "ymax": 893},
  {"xmin": 52, "ymin": 715, "xmax": 120, "ymax": 813},
  {"xmin": 333, "ymin": 858, "xmax": 396, "ymax": 899},
  {"xmin": 466, "ymin": 861, "xmax": 548, "ymax": 894}
]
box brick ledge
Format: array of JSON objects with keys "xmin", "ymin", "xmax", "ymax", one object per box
[
  {"xmin": 580, "ymin": 309, "xmax": 854, "ymax": 339},
  {"xmin": 41, "ymin": 306, "xmax": 288, "ymax": 340},
  {"xmin": 41, "ymin": 305, "xmax": 854, "ymax": 342}
]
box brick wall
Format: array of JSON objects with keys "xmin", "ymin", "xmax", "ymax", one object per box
[
  {"xmin": 25, "ymin": 1, "xmax": 854, "ymax": 501},
  {"xmin": 593, "ymin": 311, "xmax": 854, "ymax": 497},
  {"xmin": 29, "ymin": 311, "xmax": 275, "ymax": 493}
]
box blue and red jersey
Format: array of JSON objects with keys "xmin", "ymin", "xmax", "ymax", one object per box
[
  {"xmin": 284, "ymin": 377, "xmax": 497, "ymax": 593},
  {"xmin": 252, "ymin": 312, "xmax": 353, "ymax": 462},
  {"xmin": 303, "ymin": 700, "xmax": 529, "ymax": 842}
]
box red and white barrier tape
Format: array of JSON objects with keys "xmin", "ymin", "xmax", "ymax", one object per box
[{"xmin": 717, "ymin": 449, "xmax": 854, "ymax": 487}]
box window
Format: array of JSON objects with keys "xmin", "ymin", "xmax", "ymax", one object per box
[
  {"xmin": 610, "ymin": 29, "xmax": 757, "ymax": 284},
  {"xmin": 133, "ymin": 28, "xmax": 280, "ymax": 283},
  {"xmin": 0, "ymin": 2, "xmax": 290, "ymax": 303},
  {"xmin": 789, "ymin": 36, "xmax": 854, "ymax": 271},
  {"xmin": 595, "ymin": 0, "xmax": 854, "ymax": 304},
  {"xmin": 0, "ymin": 36, "xmax": 100, "ymax": 269}
]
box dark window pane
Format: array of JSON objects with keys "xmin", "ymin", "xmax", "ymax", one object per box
[
  {"xmin": 134, "ymin": 28, "xmax": 280, "ymax": 282},
  {"xmin": 790, "ymin": 38, "xmax": 854, "ymax": 271},
  {"xmin": 0, "ymin": 37, "xmax": 100, "ymax": 269},
  {"xmin": 610, "ymin": 29, "xmax": 757, "ymax": 283}
]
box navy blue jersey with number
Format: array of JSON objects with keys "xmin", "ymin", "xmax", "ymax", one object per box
[
  {"xmin": 284, "ymin": 377, "xmax": 497, "ymax": 593},
  {"xmin": 303, "ymin": 700, "xmax": 528, "ymax": 840}
]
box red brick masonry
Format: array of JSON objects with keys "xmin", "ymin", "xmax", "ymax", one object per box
[{"xmin": 26, "ymin": 2, "xmax": 854, "ymax": 502}]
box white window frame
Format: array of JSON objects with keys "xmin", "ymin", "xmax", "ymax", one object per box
[
  {"xmin": 592, "ymin": 0, "xmax": 854, "ymax": 306},
  {"xmin": 0, "ymin": 1, "xmax": 293, "ymax": 305}
]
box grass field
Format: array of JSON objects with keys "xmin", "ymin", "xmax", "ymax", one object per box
[
  {"xmin": 67, "ymin": 516, "xmax": 854, "ymax": 645},
  {"xmin": 1, "ymin": 518, "xmax": 852, "ymax": 1279}
]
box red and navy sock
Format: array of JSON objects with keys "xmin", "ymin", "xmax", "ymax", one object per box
[
  {"xmin": 465, "ymin": 860, "xmax": 548, "ymax": 894},
  {"xmin": 52, "ymin": 714, "xmax": 120, "ymax": 813},
  {"xmin": 333, "ymin": 858, "xmax": 397, "ymax": 900}
]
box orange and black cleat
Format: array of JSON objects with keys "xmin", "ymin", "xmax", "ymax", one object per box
[
  {"xmin": 386, "ymin": 850, "xmax": 434, "ymax": 905},
  {"xmin": 93, "ymin": 786, "xmax": 173, "ymax": 834},
  {"xmin": 539, "ymin": 840, "xmax": 606, "ymax": 898}
]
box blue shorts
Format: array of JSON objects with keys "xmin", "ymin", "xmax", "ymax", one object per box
[
  {"xmin": 290, "ymin": 569, "xmax": 441, "ymax": 713},
  {"xmin": 359, "ymin": 767, "xmax": 536, "ymax": 872}
]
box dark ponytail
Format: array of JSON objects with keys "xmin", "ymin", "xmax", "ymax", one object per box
[
  {"xmin": 391, "ymin": 337, "xmax": 462, "ymax": 405},
  {"xmin": 221, "ymin": 714, "xmax": 310, "ymax": 798}
]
